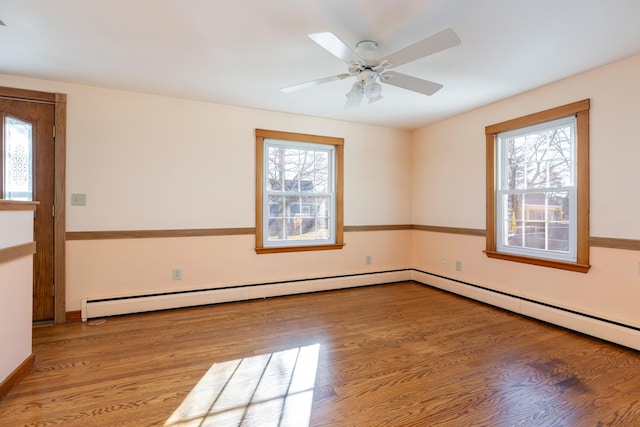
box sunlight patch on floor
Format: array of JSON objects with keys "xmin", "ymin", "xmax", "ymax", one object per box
[{"xmin": 165, "ymin": 343, "xmax": 320, "ymax": 426}]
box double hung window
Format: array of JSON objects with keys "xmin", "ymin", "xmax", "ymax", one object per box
[
  {"xmin": 485, "ymin": 100, "xmax": 590, "ymax": 272},
  {"xmin": 497, "ymin": 116, "xmax": 576, "ymax": 261},
  {"xmin": 255, "ymin": 129, "xmax": 344, "ymax": 254}
]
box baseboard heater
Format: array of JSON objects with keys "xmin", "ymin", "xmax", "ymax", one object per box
[
  {"xmin": 81, "ymin": 269, "xmax": 412, "ymax": 322},
  {"xmin": 412, "ymin": 270, "xmax": 640, "ymax": 352}
]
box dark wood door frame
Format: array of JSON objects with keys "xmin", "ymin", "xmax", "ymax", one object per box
[{"xmin": 1, "ymin": 85, "xmax": 67, "ymax": 324}]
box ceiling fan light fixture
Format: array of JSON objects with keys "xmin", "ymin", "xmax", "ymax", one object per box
[
  {"xmin": 364, "ymin": 81, "xmax": 382, "ymax": 103},
  {"xmin": 346, "ymin": 81, "xmax": 362, "ymax": 97},
  {"xmin": 345, "ymin": 81, "xmax": 364, "ymax": 109}
]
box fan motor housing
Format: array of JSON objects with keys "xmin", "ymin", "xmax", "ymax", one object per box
[{"xmin": 356, "ymin": 40, "xmax": 378, "ymax": 64}]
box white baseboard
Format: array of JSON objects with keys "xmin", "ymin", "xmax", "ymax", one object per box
[
  {"xmin": 81, "ymin": 269, "xmax": 412, "ymax": 321},
  {"xmin": 81, "ymin": 269, "xmax": 640, "ymax": 352},
  {"xmin": 412, "ymin": 270, "xmax": 640, "ymax": 352}
]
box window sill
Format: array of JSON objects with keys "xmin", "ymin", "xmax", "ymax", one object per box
[
  {"xmin": 484, "ymin": 250, "xmax": 591, "ymax": 273},
  {"xmin": 256, "ymin": 243, "xmax": 345, "ymax": 254}
]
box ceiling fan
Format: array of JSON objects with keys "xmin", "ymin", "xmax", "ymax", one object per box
[{"xmin": 281, "ymin": 28, "xmax": 461, "ymax": 108}]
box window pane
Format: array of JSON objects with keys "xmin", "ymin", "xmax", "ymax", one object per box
[
  {"xmin": 299, "ymin": 196, "xmax": 330, "ymax": 240},
  {"xmin": 313, "ymin": 172, "xmax": 328, "ymax": 193},
  {"xmin": 506, "ymin": 122, "xmax": 573, "ymax": 191},
  {"xmin": 548, "ymin": 191, "xmax": 570, "ymax": 252},
  {"xmin": 266, "ymin": 194, "xmax": 332, "ymax": 242},
  {"xmin": 267, "ymin": 195, "xmax": 285, "ymax": 241},
  {"xmin": 506, "ymin": 161, "xmax": 526, "ymax": 191},
  {"xmin": 522, "ymin": 220, "xmax": 546, "ymax": 250},
  {"xmin": 267, "ymin": 196, "xmax": 301, "ymax": 241},
  {"xmin": 525, "ymin": 161, "xmax": 549, "ymax": 189},
  {"xmin": 299, "ymin": 177, "xmax": 314, "ymax": 193},
  {"xmin": 503, "ymin": 191, "xmax": 570, "ymax": 253},
  {"xmin": 268, "ymin": 195, "xmax": 284, "ymax": 217},
  {"xmin": 312, "ymin": 151, "xmax": 329, "ymax": 193},
  {"xmin": 548, "ymin": 158, "xmax": 571, "ymax": 187},
  {"xmin": 315, "ymin": 196, "xmax": 329, "ymax": 218},
  {"xmin": 506, "ymin": 136, "xmax": 526, "ymax": 190},
  {"xmin": 4, "ymin": 116, "xmax": 33, "ymax": 201},
  {"xmin": 525, "ymin": 158, "xmax": 572, "ymax": 190},
  {"xmin": 267, "ymin": 147, "xmax": 284, "ymax": 191},
  {"xmin": 268, "ymin": 178, "xmax": 282, "ymax": 191},
  {"xmin": 284, "ymin": 148, "xmax": 300, "ymax": 192},
  {"xmin": 503, "ymin": 193, "xmax": 523, "ymax": 247},
  {"xmin": 505, "ymin": 192, "xmax": 546, "ymax": 249},
  {"xmin": 267, "ymin": 145, "xmax": 331, "ymax": 194},
  {"xmin": 298, "ymin": 196, "xmax": 317, "ymax": 240}
]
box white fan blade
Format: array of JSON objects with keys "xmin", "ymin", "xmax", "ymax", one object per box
[
  {"xmin": 281, "ymin": 73, "xmax": 351, "ymax": 93},
  {"xmin": 309, "ymin": 32, "xmax": 364, "ymax": 65},
  {"xmin": 381, "ymin": 71, "xmax": 443, "ymax": 96},
  {"xmin": 381, "ymin": 28, "xmax": 461, "ymax": 68}
]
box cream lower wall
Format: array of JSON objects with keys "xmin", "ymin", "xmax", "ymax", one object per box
[
  {"xmin": 0, "ymin": 257, "xmax": 33, "ymax": 383},
  {"xmin": 412, "ymin": 232, "xmax": 640, "ymax": 330},
  {"xmin": 66, "ymin": 230, "xmax": 411, "ymax": 310},
  {"xmin": 0, "ymin": 207, "xmax": 33, "ymax": 384}
]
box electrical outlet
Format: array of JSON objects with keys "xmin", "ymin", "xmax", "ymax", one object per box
[
  {"xmin": 456, "ymin": 260, "xmax": 462, "ymax": 271},
  {"xmin": 172, "ymin": 268, "xmax": 182, "ymax": 281},
  {"xmin": 441, "ymin": 256, "xmax": 447, "ymax": 264},
  {"xmin": 366, "ymin": 255, "xmax": 372, "ymax": 265}
]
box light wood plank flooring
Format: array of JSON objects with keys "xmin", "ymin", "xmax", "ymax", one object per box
[{"xmin": 1, "ymin": 282, "xmax": 639, "ymax": 426}]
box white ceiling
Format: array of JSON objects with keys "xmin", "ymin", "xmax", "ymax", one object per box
[{"xmin": 1, "ymin": 0, "xmax": 640, "ymax": 130}]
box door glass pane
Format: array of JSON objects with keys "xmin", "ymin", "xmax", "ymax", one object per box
[{"xmin": 4, "ymin": 116, "xmax": 33, "ymax": 200}]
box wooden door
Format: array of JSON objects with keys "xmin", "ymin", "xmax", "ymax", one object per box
[{"xmin": 1, "ymin": 98, "xmax": 56, "ymax": 321}]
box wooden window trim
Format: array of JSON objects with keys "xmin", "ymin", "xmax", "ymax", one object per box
[
  {"xmin": 255, "ymin": 129, "xmax": 344, "ymax": 254},
  {"xmin": 485, "ymin": 99, "xmax": 590, "ymax": 273}
]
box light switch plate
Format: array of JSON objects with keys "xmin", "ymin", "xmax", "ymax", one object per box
[{"xmin": 71, "ymin": 193, "xmax": 86, "ymax": 206}]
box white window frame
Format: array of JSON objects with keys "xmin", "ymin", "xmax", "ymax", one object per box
[
  {"xmin": 262, "ymin": 139, "xmax": 336, "ymax": 248},
  {"xmin": 496, "ymin": 116, "xmax": 577, "ymax": 263}
]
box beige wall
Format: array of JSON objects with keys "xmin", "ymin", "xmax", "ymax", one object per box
[
  {"xmin": 411, "ymin": 53, "xmax": 640, "ymax": 330},
  {"xmin": 0, "ymin": 74, "xmax": 413, "ymax": 310},
  {"xmin": 61, "ymin": 84, "xmax": 412, "ymax": 231}
]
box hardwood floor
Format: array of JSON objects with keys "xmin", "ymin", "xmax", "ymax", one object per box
[{"xmin": 1, "ymin": 282, "xmax": 639, "ymax": 426}]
